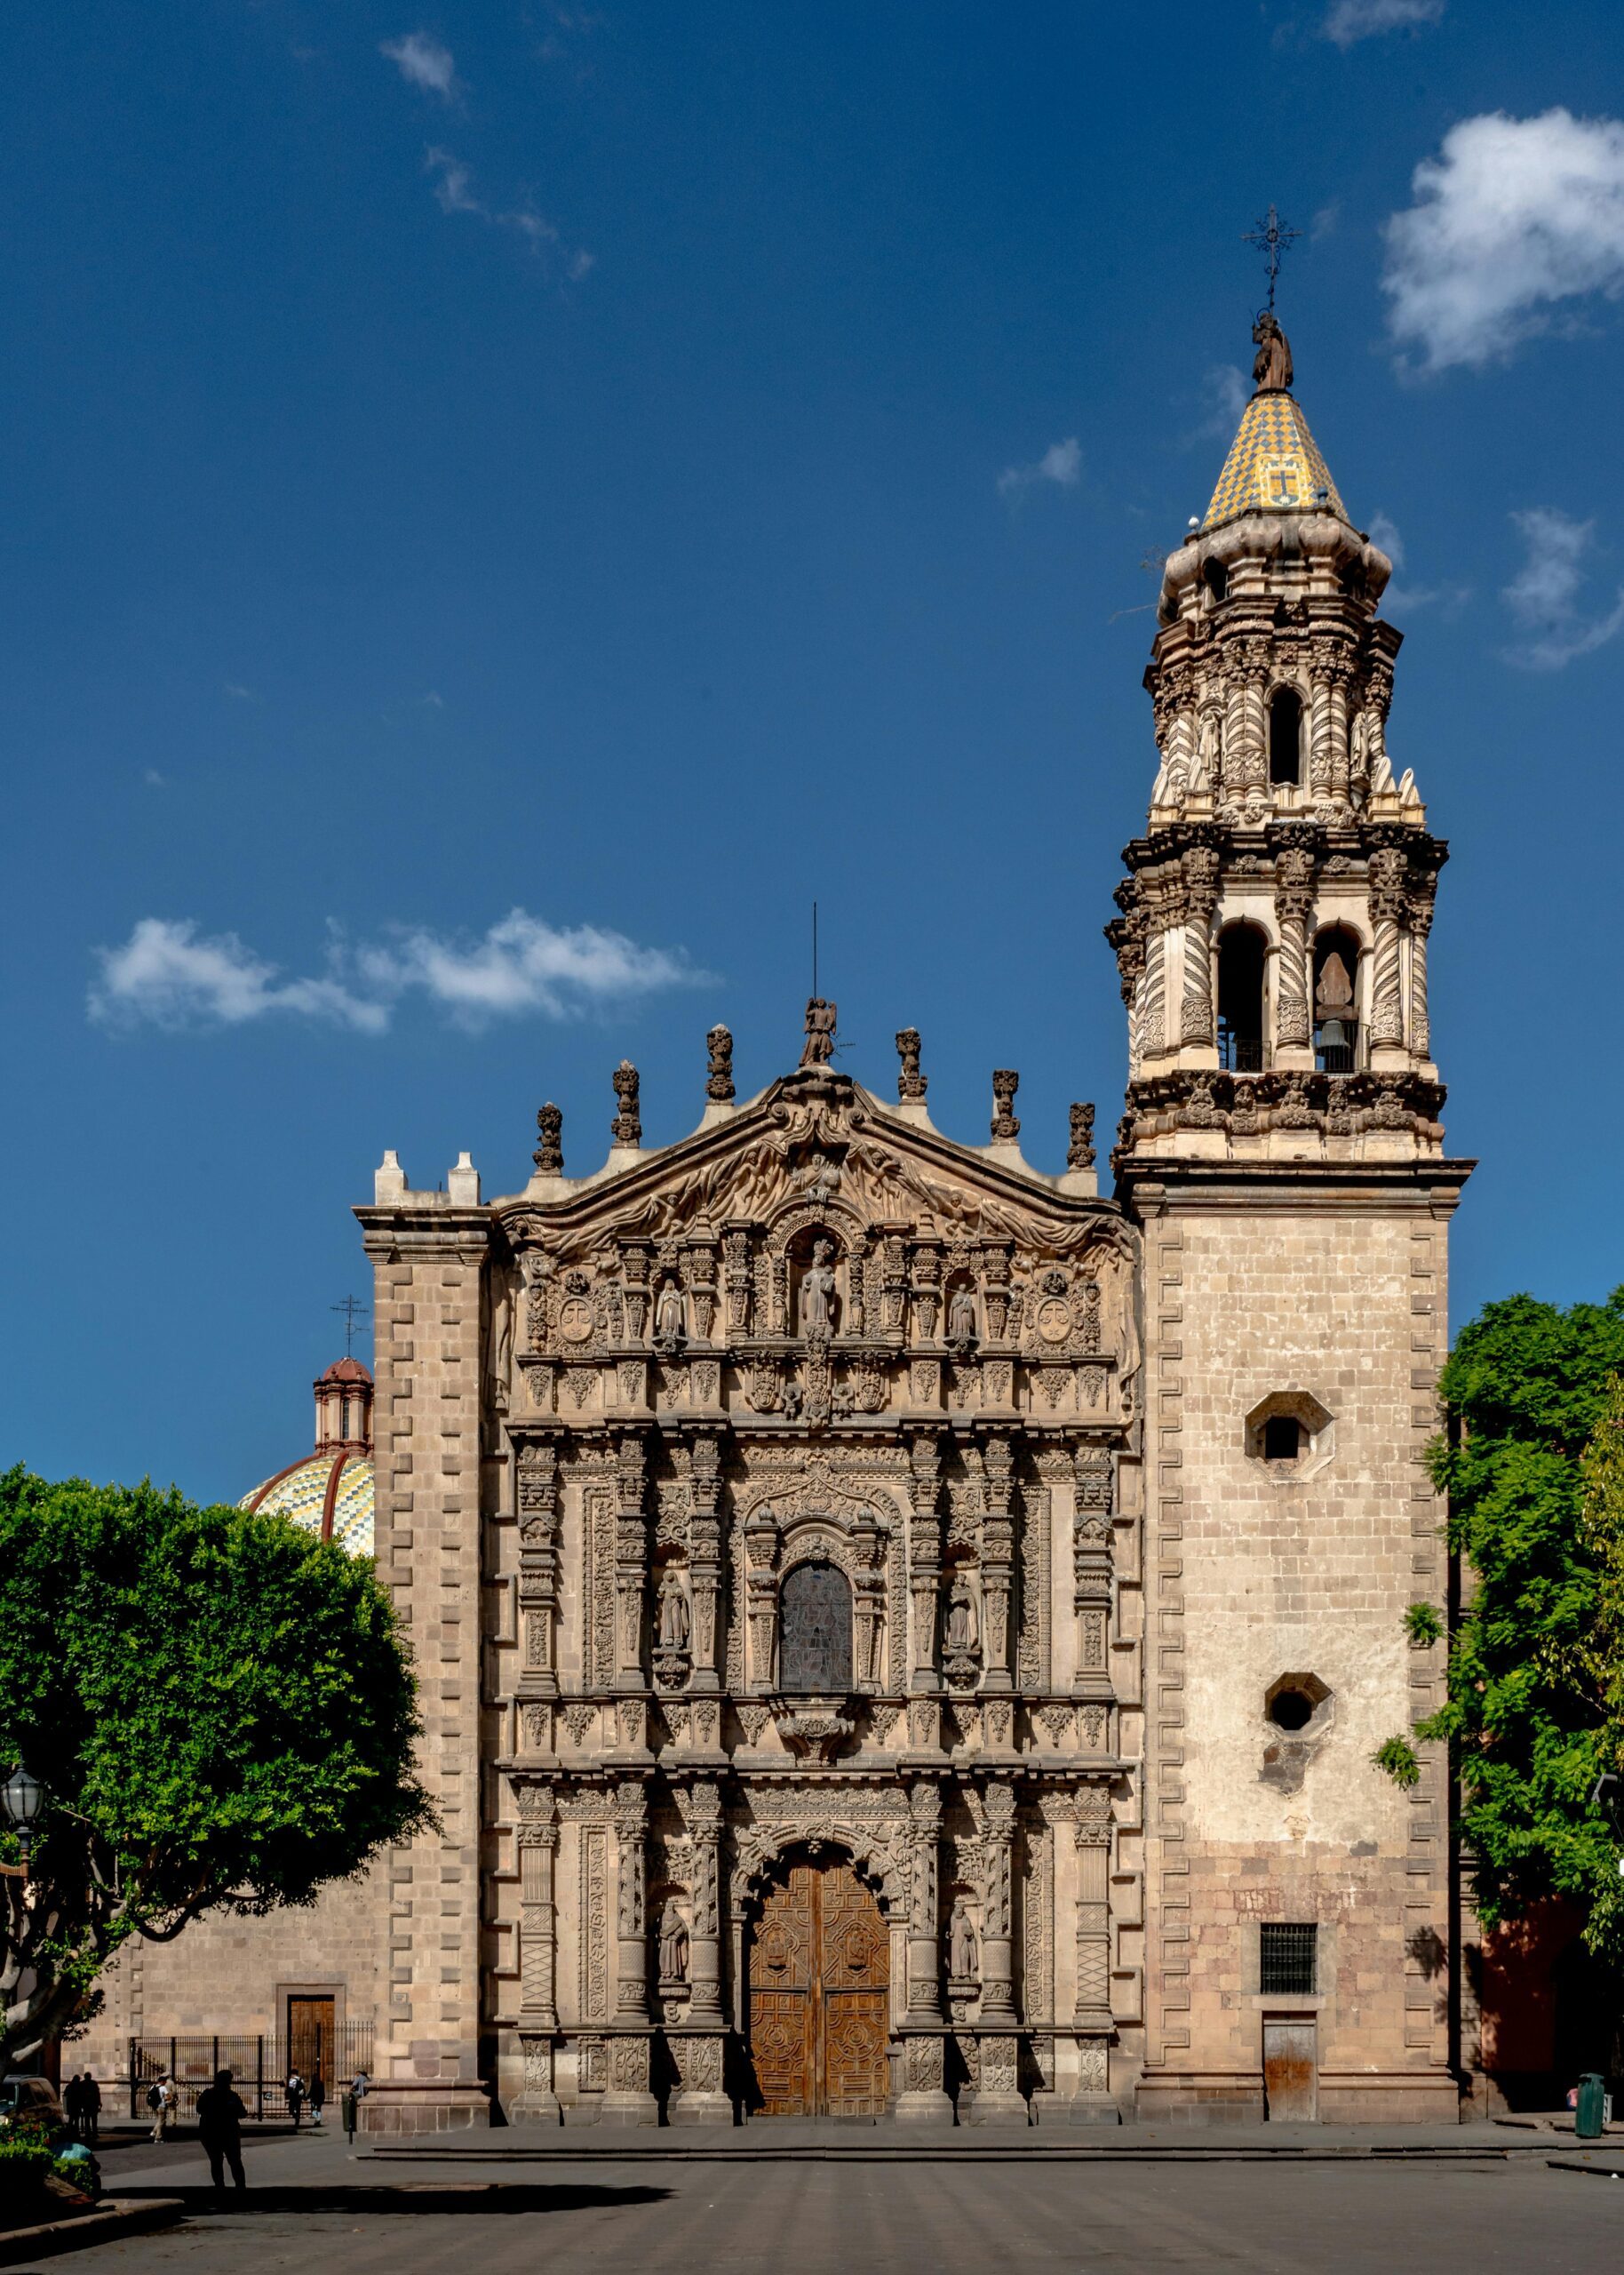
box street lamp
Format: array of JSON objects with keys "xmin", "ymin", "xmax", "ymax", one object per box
[{"xmin": 2, "ymin": 1760, "xmax": 44, "ymax": 1879}]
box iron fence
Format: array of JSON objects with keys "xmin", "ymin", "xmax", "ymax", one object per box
[{"xmin": 126, "ymin": 2024, "xmax": 374, "ymax": 2119}]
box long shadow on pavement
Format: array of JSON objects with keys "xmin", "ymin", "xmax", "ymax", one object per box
[{"xmin": 113, "ymin": 2183, "xmax": 673, "ymax": 2215}]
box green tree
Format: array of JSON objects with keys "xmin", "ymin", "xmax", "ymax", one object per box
[
  {"xmin": 0, "ymin": 1468, "xmax": 431, "ymax": 2067},
  {"xmin": 1393, "ymin": 1289, "xmax": 1624, "ymax": 1959}
]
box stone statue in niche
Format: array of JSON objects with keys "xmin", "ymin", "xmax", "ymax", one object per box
[
  {"xmin": 655, "ymin": 1277, "xmax": 686, "ymax": 1345},
  {"xmin": 945, "ymin": 1281, "xmax": 978, "ymax": 1347},
  {"xmin": 657, "ymin": 1568, "xmax": 691, "ymax": 1654},
  {"xmin": 948, "ymin": 1898, "xmax": 979, "ymax": 1984},
  {"xmin": 800, "ymin": 1240, "xmax": 838, "ymax": 1339},
  {"xmin": 945, "ymin": 1576, "xmax": 979, "ymax": 1655},
  {"xmin": 658, "ymin": 1898, "xmax": 689, "ymax": 1987}
]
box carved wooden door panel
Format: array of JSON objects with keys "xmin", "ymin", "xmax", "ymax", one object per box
[
  {"xmin": 818, "ymin": 1863, "xmax": 889, "ymax": 2116},
  {"xmin": 748, "ymin": 1860, "xmax": 889, "ymax": 2116}
]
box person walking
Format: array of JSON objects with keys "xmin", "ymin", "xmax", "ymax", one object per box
[
  {"xmin": 308, "ymin": 2066, "xmax": 326, "ymax": 2128},
  {"xmin": 82, "ymin": 2072, "xmax": 101, "ymax": 2145},
  {"xmin": 285, "ymin": 2067, "xmax": 305, "ymax": 2130},
  {"xmin": 196, "ymin": 2068, "xmax": 248, "ymax": 2194},
  {"xmin": 64, "ymin": 2073, "xmax": 84, "ymax": 2143},
  {"xmin": 147, "ymin": 2072, "xmax": 174, "ymax": 2144}
]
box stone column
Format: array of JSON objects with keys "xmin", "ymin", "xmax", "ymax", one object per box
[
  {"xmin": 516, "ymin": 1441, "xmax": 561, "ymax": 1698},
  {"xmin": 1409, "ymin": 882, "xmax": 1435, "ymax": 1060},
  {"xmin": 688, "ymin": 1431, "xmax": 723, "ymax": 1693},
  {"xmin": 978, "ymin": 1434, "xmax": 1015, "ymax": 1693},
  {"xmin": 1272, "ymin": 846, "xmax": 1315, "ymax": 1057},
  {"xmin": 1071, "ymin": 1446, "xmax": 1113, "ymax": 1700},
  {"xmin": 908, "ymin": 1433, "xmax": 943, "ymax": 1694},
  {"xmin": 1071, "ymin": 1786, "xmax": 1115, "ymax": 2121},
  {"xmin": 1225, "ymin": 641, "xmax": 1269, "ymax": 797},
  {"xmin": 1325, "ymin": 661, "xmax": 1352, "ymax": 808},
  {"xmin": 612, "ymin": 1431, "xmax": 649, "ymax": 1691},
  {"xmin": 1367, "ymin": 846, "xmax": 1409, "ymax": 1056},
  {"xmin": 1178, "ymin": 845, "xmax": 1220, "ymax": 1050},
  {"xmin": 604, "ymin": 1778, "xmax": 657, "ymax": 2124},
  {"xmin": 896, "ymin": 1779, "xmax": 951, "ymax": 2121},
  {"xmin": 513, "ymin": 1784, "xmax": 561, "ymax": 2122},
  {"xmin": 670, "ymin": 1781, "xmax": 729, "ymax": 2123},
  {"xmin": 973, "ymin": 1781, "xmax": 1026, "ymax": 2124}
]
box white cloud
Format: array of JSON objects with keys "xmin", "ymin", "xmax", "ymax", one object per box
[
  {"xmin": 997, "ymin": 436, "xmax": 1081, "ymax": 501},
  {"xmin": 381, "ymin": 31, "xmax": 458, "ymax": 100},
  {"xmin": 423, "ymin": 148, "xmax": 592, "ymax": 274},
  {"xmin": 426, "ymin": 146, "xmax": 482, "ymax": 216},
  {"xmin": 1197, "ymin": 363, "xmax": 1248, "ymax": 440},
  {"xmin": 90, "ymin": 912, "xmax": 705, "ymax": 1034},
  {"xmin": 1501, "ymin": 507, "xmax": 1624, "ymax": 669},
  {"xmin": 1322, "ymin": 0, "xmax": 1444, "ymax": 44},
  {"xmin": 90, "ymin": 920, "xmax": 386, "ymax": 1034},
  {"xmin": 1367, "ymin": 510, "xmax": 1405, "ymax": 571},
  {"xmin": 1382, "ymin": 108, "xmax": 1624, "ymax": 372},
  {"xmin": 142, "ymin": 768, "xmax": 168, "ymax": 789}
]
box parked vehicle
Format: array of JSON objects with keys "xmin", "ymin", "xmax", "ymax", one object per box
[{"xmin": 0, "ymin": 2076, "xmax": 65, "ymax": 2128}]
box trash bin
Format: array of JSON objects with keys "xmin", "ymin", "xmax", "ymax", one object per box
[
  {"xmin": 341, "ymin": 2092, "xmax": 357, "ymax": 2142},
  {"xmin": 1575, "ymin": 2072, "xmax": 1606, "ymax": 2139}
]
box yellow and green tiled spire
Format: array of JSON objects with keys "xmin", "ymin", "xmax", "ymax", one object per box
[{"xmin": 1203, "ymin": 390, "xmax": 1346, "ymax": 531}]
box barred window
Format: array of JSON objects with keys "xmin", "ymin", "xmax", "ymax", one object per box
[{"xmin": 1260, "ymin": 1921, "xmax": 1318, "ymax": 1996}]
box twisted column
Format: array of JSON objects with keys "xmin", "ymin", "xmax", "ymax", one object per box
[
  {"xmin": 1273, "ymin": 847, "xmax": 1315, "ymax": 1051},
  {"xmin": 1409, "ymin": 885, "xmax": 1435, "ymax": 1059},
  {"xmin": 1368, "ymin": 847, "xmax": 1409, "ymax": 1050},
  {"xmin": 1179, "ymin": 847, "xmax": 1220, "ymax": 1047}
]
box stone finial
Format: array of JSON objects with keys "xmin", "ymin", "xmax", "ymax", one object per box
[
  {"xmin": 800, "ymin": 997, "xmax": 836, "ymax": 1068},
  {"xmin": 533, "ymin": 1103, "xmax": 563, "ymax": 1175},
  {"xmin": 1068, "ymin": 1102, "xmax": 1095, "ymax": 1170},
  {"xmin": 611, "ymin": 1060, "xmax": 641, "ymax": 1147},
  {"xmin": 896, "ymin": 1027, "xmax": 927, "ymax": 1101},
  {"xmin": 447, "ymin": 1151, "xmax": 481, "ymax": 1206},
  {"xmin": 705, "ymin": 1024, "xmax": 735, "ymax": 1103},
  {"xmin": 991, "ymin": 1070, "xmax": 1020, "ymax": 1145}
]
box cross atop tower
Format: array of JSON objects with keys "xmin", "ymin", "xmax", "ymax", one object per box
[
  {"xmin": 330, "ymin": 1293, "xmax": 370, "ymax": 1355},
  {"xmin": 1243, "ymin": 204, "xmax": 1302, "ymax": 315}
]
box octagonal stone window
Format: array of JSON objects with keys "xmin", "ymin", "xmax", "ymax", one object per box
[{"xmin": 1244, "ymin": 1389, "xmax": 1334, "ymax": 1481}]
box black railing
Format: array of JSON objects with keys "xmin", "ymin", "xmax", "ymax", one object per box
[
  {"xmin": 126, "ymin": 2025, "xmax": 374, "ymax": 2118},
  {"xmin": 1218, "ymin": 1032, "xmax": 1264, "ymax": 1073}
]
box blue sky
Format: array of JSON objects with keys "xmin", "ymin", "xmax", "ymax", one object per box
[{"xmin": 7, "ymin": 0, "xmax": 1624, "ymax": 1501}]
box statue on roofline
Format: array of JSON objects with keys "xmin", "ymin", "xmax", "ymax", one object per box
[{"xmin": 1252, "ymin": 310, "xmax": 1293, "ymax": 394}]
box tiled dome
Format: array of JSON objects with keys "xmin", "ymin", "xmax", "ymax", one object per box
[
  {"xmin": 240, "ymin": 1450, "xmax": 374, "ymax": 1555},
  {"xmin": 239, "ymin": 1353, "xmax": 376, "ymax": 1554}
]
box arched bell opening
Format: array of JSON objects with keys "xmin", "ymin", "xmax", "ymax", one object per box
[
  {"xmin": 1217, "ymin": 922, "xmax": 1268, "ymax": 1074},
  {"xmin": 1269, "ymin": 686, "xmax": 1303, "ymax": 786},
  {"xmin": 1313, "ymin": 925, "xmax": 1363, "ymax": 1074}
]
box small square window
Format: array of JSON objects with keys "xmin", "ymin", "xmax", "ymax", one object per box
[
  {"xmin": 1260, "ymin": 1921, "xmax": 1318, "ymax": 1995},
  {"xmin": 1262, "ymin": 1415, "xmax": 1302, "ymax": 1462}
]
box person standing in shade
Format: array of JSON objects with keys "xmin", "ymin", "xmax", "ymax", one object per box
[
  {"xmin": 196, "ymin": 2068, "xmax": 248, "ymax": 2193},
  {"xmin": 82, "ymin": 2071, "xmax": 101, "ymax": 2145},
  {"xmin": 285, "ymin": 2067, "xmax": 305, "ymax": 2130},
  {"xmin": 64, "ymin": 2074, "xmax": 84, "ymax": 2142},
  {"xmin": 308, "ymin": 2066, "xmax": 326, "ymax": 2128}
]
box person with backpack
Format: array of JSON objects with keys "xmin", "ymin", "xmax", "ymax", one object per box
[
  {"xmin": 285, "ymin": 2067, "xmax": 305, "ymax": 2129},
  {"xmin": 196, "ymin": 2068, "xmax": 248, "ymax": 2193},
  {"xmin": 147, "ymin": 2071, "xmax": 174, "ymax": 2143}
]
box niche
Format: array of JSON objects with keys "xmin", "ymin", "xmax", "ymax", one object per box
[{"xmin": 1313, "ymin": 927, "xmax": 1362, "ymax": 1074}]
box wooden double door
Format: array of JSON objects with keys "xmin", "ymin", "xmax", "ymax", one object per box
[{"xmin": 747, "ymin": 1859, "xmax": 890, "ymax": 2116}]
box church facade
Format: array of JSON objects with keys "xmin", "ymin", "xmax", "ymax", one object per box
[{"xmin": 87, "ymin": 339, "xmax": 1479, "ymax": 2126}]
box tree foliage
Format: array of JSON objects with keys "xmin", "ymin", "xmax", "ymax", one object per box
[
  {"xmin": 1413, "ymin": 1289, "xmax": 1624, "ymax": 1956},
  {"xmin": 0, "ymin": 1468, "xmax": 431, "ymax": 2066}
]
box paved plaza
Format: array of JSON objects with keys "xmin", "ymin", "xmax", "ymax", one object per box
[{"xmin": 51, "ymin": 2126, "xmax": 1622, "ymax": 2275}]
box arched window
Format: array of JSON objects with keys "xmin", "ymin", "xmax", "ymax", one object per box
[
  {"xmin": 1203, "ymin": 558, "xmax": 1228, "ymax": 605},
  {"xmin": 1269, "ymin": 688, "xmax": 1302, "ymax": 786},
  {"xmin": 779, "ymin": 1561, "xmax": 853, "ymax": 1693},
  {"xmin": 1313, "ymin": 927, "xmax": 1361, "ymax": 1074},
  {"xmin": 1217, "ymin": 923, "xmax": 1267, "ymax": 1073}
]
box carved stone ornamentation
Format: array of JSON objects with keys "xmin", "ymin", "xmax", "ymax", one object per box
[
  {"xmin": 533, "ymin": 1102, "xmax": 564, "ymax": 1175},
  {"xmin": 990, "ymin": 1070, "xmax": 1021, "ymax": 1144},
  {"xmin": 896, "ymin": 1026, "xmax": 927, "ymax": 1100},
  {"xmin": 1067, "ymin": 1103, "xmax": 1095, "ymax": 1171},
  {"xmin": 610, "ymin": 1060, "xmax": 642, "ymax": 1148},
  {"xmin": 705, "ymin": 1024, "xmax": 735, "ymax": 1103}
]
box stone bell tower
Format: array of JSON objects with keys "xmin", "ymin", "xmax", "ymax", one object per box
[{"xmin": 1108, "ymin": 323, "xmax": 1473, "ymax": 2121}]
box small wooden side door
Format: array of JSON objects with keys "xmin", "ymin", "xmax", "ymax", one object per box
[{"xmin": 1262, "ymin": 2019, "xmax": 1318, "ymax": 2121}]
